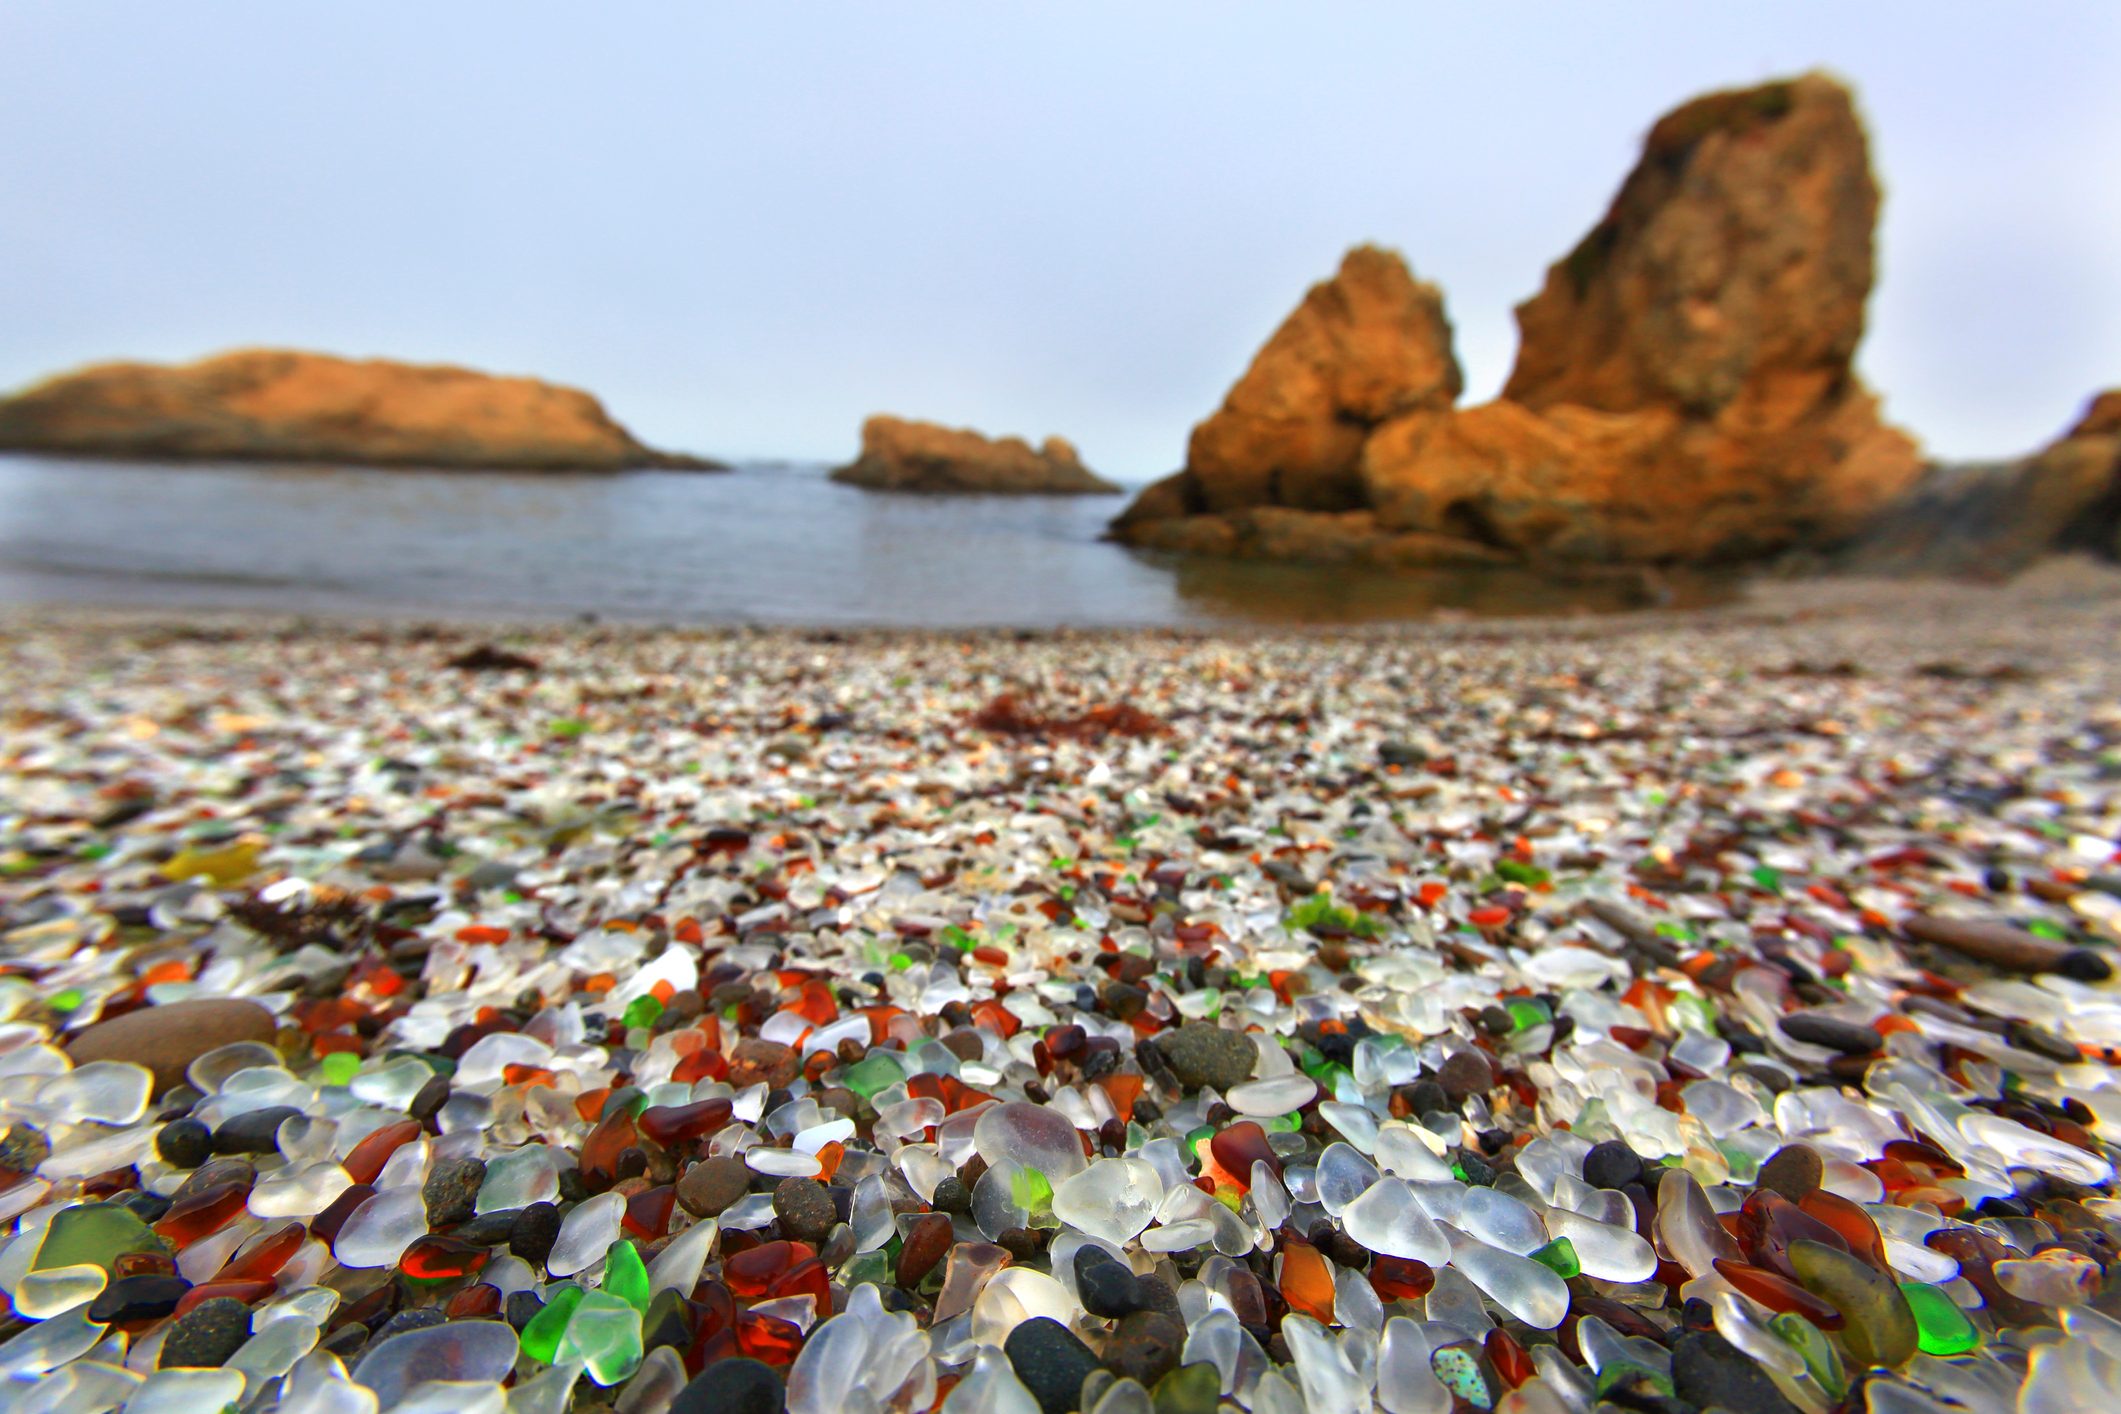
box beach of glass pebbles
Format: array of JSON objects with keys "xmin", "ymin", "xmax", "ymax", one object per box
[{"xmin": 4, "ymin": 574, "xmax": 2121, "ymax": 1414}]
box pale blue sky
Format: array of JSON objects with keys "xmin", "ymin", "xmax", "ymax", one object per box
[{"xmin": 3, "ymin": 4, "xmax": 2116, "ymax": 478}]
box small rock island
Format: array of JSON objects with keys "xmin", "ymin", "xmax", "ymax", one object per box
[
  {"xmin": 0, "ymin": 348, "xmax": 717, "ymax": 471},
  {"xmin": 832, "ymin": 415, "xmax": 1120, "ymax": 494}
]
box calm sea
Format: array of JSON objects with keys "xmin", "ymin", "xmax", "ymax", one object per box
[{"xmin": 0, "ymin": 457, "xmax": 1716, "ymax": 627}]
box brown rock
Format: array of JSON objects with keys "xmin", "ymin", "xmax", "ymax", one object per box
[
  {"xmin": 676, "ymin": 1157, "xmax": 753, "ymax": 1217},
  {"xmin": 1840, "ymin": 388, "xmax": 2121, "ymax": 575},
  {"xmin": 831, "ymin": 415, "xmax": 1118, "ymax": 494},
  {"xmin": 66, "ymin": 998, "xmax": 276, "ymax": 1095},
  {"xmin": 727, "ymin": 1038, "xmax": 801, "ymax": 1090},
  {"xmin": 1113, "ymin": 74, "xmax": 1924, "ymax": 566},
  {"xmin": 1182, "ymin": 244, "xmax": 1461, "ymax": 514},
  {"xmin": 0, "ymin": 349, "xmax": 717, "ymax": 470}
]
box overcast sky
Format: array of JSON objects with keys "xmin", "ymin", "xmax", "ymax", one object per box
[{"xmin": 3, "ymin": 4, "xmax": 2116, "ymax": 479}]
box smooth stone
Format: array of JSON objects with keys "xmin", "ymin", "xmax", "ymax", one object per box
[
  {"xmin": 211, "ymin": 1105, "xmax": 304, "ymax": 1155},
  {"xmin": 159, "ymin": 1296, "xmax": 253, "ymax": 1369},
  {"xmin": 1005, "ymin": 1316, "xmax": 1104, "ymax": 1414},
  {"xmin": 155, "ymin": 1118, "xmax": 213, "ymax": 1169},
  {"xmin": 1104, "ymin": 1311, "xmax": 1186, "ymax": 1389},
  {"xmin": 1903, "ymin": 914, "xmax": 2108, "ymax": 978},
  {"xmin": 1777, "ymin": 1012, "xmax": 1879, "ymax": 1056},
  {"xmin": 424, "ymin": 1157, "xmax": 487, "ymax": 1228},
  {"xmin": 1435, "ymin": 1051, "xmax": 1493, "ymax": 1102},
  {"xmin": 771, "ymin": 1177, "xmax": 838, "ymax": 1244},
  {"xmin": 672, "ymin": 1356, "xmax": 786, "ymax": 1414},
  {"xmin": 677, "ymin": 1157, "xmax": 753, "ymax": 1217},
  {"xmin": 1670, "ymin": 1331, "xmax": 1799, "ymax": 1414},
  {"xmin": 349, "ymin": 1319, "xmax": 520, "ymax": 1407},
  {"xmin": 1074, "ymin": 1246, "xmax": 1148, "ymax": 1318},
  {"xmin": 1755, "ymin": 1144, "xmax": 1824, "ymax": 1203},
  {"xmin": 1156, "ymin": 1025, "xmax": 1255, "ymax": 1093},
  {"xmin": 1580, "ymin": 1140, "xmax": 1643, "ymax": 1191},
  {"xmin": 88, "ymin": 1273, "xmax": 189, "ymax": 1325},
  {"xmin": 509, "ymin": 1201, "xmax": 561, "ymax": 1268},
  {"xmin": 65, "ymin": 999, "xmax": 277, "ymax": 1096}
]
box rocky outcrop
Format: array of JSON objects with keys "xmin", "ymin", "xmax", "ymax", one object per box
[
  {"xmin": 1838, "ymin": 392, "xmax": 2121, "ymax": 576},
  {"xmin": 832, "ymin": 415, "xmax": 1119, "ymax": 494},
  {"xmin": 1183, "ymin": 245, "xmax": 1462, "ymax": 514},
  {"xmin": 0, "ymin": 349, "xmax": 717, "ymax": 470},
  {"xmin": 1113, "ymin": 74, "xmax": 1924, "ymax": 567}
]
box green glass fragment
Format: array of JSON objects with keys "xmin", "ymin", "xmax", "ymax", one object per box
[
  {"xmin": 1011, "ymin": 1165, "xmax": 1053, "ymax": 1211},
  {"xmin": 842, "ymin": 1051, "xmax": 905, "ymax": 1100},
  {"xmin": 620, "ymin": 994, "xmax": 663, "ymax": 1030},
  {"xmin": 1529, "ymin": 1236, "xmax": 1580, "ymax": 1279},
  {"xmin": 841, "ymin": 1249, "xmax": 892, "ymax": 1289},
  {"xmin": 34, "ymin": 1204, "xmax": 162, "ymax": 1273},
  {"xmin": 1751, "ymin": 864, "xmax": 1783, "ymax": 891},
  {"xmin": 1596, "ymin": 1360, "xmax": 1674, "ymax": 1399},
  {"xmin": 1184, "ymin": 1125, "xmax": 1215, "ymax": 1161},
  {"xmin": 1788, "ymin": 1238, "xmax": 1917, "ymax": 1369},
  {"xmin": 1769, "ymin": 1312, "xmax": 1846, "ymax": 1399},
  {"xmin": 1150, "ymin": 1362, "xmax": 1221, "ymax": 1414},
  {"xmin": 603, "ymin": 1239, "xmax": 651, "ymax": 1312},
  {"xmin": 520, "ymin": 1283, "xmax": 585, "ymax": 1363},
  {"xmin": 558, "ymin": 1288, "xmax": 643, "ymax": 1386},
  {"xmin": 318, "ymin": 1051, "xmax": 360, "ymax": 1087},
  {"xmin": 1900, "ymin": 1281, "xmax": 1979, "ymax": 1355},
  {"xmin": 888, "ymin": 951, "xmax": 913, "ymax": 971},
  {"xmin": 48, "ymin": 988, "xmax": 83, "ymax": 1013},
  {"xmin": 1506, "ymin": 997, "xmax": 1551, "ymax": 1031},
  {"xmin": 1430, "ymin": 1346, "xmax": 1492, "ymax": 1408},
  {"xmin": 1496, "ymin": 859, "xmax": 1549, "ymax": 887}
]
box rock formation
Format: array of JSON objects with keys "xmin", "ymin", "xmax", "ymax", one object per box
[
  {"xmin": 0, "ymin": 349, "xmax": 717, "ymax": 470},
  {"xmin": 1112, "ymin": 74, "xmax": 1925, "ymax": 566},
  {"xmin": 1839, "ymin": 391, "xmax": 2121, "ymax": 576},
  {"xmin": 832, "ymin": 415, "xmax": 1119, "ymax": 494}
]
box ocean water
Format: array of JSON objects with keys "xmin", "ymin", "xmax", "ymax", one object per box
[{"xmin": 0, "ymin": 456, "xmax": 1715, "ymax": 626}]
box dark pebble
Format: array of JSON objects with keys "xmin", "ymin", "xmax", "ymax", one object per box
[
  {"xmin": 419, "ymin": 1156, "xmax": 486, "ymax": 1229},
  {"xmin": 421, "ymin": 1156, "xmax": 486, "ymax": 1229},
  {"xmin": 408, "ymin": 1072, "xmax": 451, "ymax": 1122},
  {"xmin": 1581, "ymin": 1139, "xmax": 1644, "ymax": 1191},
  {"xmin": 1074, "ymin": 1245, "xmax": 1148, "ymax": 1318},
  {"xmin": 1005, "ymin": 1316, "xmax": 1104, "ymax": 1414},
  {"xmin": 672, "ymin": 1356, "xmax": 786, "ymax": 1414},
  {"xmin": 154, "ymin": 1118, "xmax": 213, "ymax": 1169},
  {"xmin": 1103, "ymin": 1310, "xmax": 1186, "ymax": 1388},
  {"xmin": 771, "ymin": 1177, "xmax": 838, "ymax": 1244},
  {"xmin": 1778, "ymin": 1011, "xmax": 1880, "ymax": 1055},
  {"xmin": 373, "ymin": 1308, "xmax": 446, "ymax": 1340},
  {"xmin": 1671, "ymin": 1330, "xmax": 1800, "ymax": 1414},
  {"xmin": 932, "ymin": 1176, "xmax": 973, "ymax": 1216},
  {"xmin": 2059, "ymin": 948, "xmax": 2114, "ymax": 982},
  {"xmin": 1436, "ymin": 1050, "xmax": 1494, "ymax": 1102},
  {"xmin": 210, "ymin": 1105, "xmax": 303, "ymax": 1155},
  {"xmin": 449, "ymin": 1210, "xmax": 518, "ymax": 1247},
  {"xmin": 159, "ymin": 1296, "xmax": 252, "ymax": 1368},
  {"xmin": 509, "ymin": 1200, "xmax": 561, "ymax": 1268},
  {"xmin": 505, "ymin": 1290, "xmax": 544, "ymax": 1330},
  {"xmin": 88, "ymin": 1273, "xmax": 189, "ymax": 1325},
  {"xmin": 1755, "ymin": 1144, "xmax": 1824, "ymax": 1203},
  {"xmin": 1156, "ymin": 1024, "xmax": 1256, "ymax": 1093},
  {"xmin": 676, "ymin": 1156, "xmax": 752, "ymax": 1218}
]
